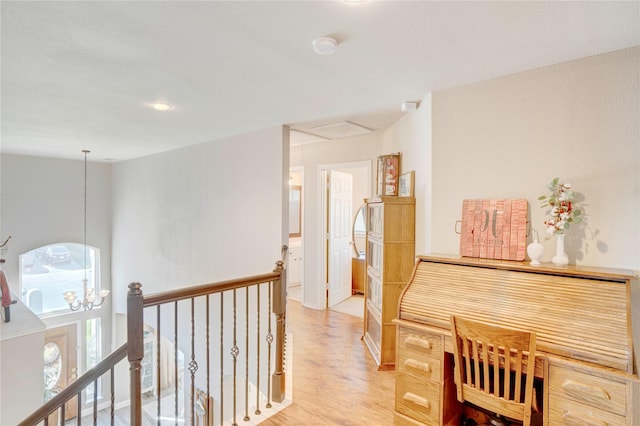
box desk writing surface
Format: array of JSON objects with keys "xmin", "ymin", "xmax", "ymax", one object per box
[{"xmin": 397, "ymin": 255, "xmax": 639, "ymax": 374}]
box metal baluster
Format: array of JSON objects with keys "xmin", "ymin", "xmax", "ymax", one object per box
[
  {"xmin": 93, "ymin": 380, "xmax": 98, "ymax": 424},
  {"xmin": 174, "ymin": 301, "xmax": 179, "ymax": 426},
  {"xmin": 189, "ymin": 297, "xmax": 199, "ymax": 425},
  {"xmin": 110, "ymin": 367, "xmax": 115, "ymax": 426},
  {"xmin": 266, "ymin": 281, "xmax": 272, "ymax": 409},
  {"xmin": 206, "ymin": 294, "xmax": 211, "ymax": 426},
  {"xmin": 255, "ymin": 284, "xmax": 261, "ymax": 416},
  {"xmin": 231, "ymin": 288, "xmax": 238, "ymax": 426},
  {"xmin": 156, "ymin": 305, "xmax": 161, "ymax": 426},
  {"xmin": 244, "ymin": 286, "xmax": 250, "ymax": 422},
  {"xmin": 76, "ymin": 391, "xmax": 82, "ymax": 424},
  {"xmin": 219, "ymin": 293, "xmax": 224, "ymax": 426}
]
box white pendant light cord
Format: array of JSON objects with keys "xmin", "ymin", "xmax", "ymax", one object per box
[{"xmin": 83, "ymin": 149, "xmax": 89, "ymax": 286}]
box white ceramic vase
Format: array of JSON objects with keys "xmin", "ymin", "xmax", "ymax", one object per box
[
  {"xmin": 527, "ymin": 239, "xmax": 544, "ymax": 266},
  {"xmin": 551, "ymin": 233, "xmax": 569, "ymax": 266}
]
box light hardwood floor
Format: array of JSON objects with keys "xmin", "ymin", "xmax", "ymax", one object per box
[
  {"xmin": 260, "ymin": 300, "xmax": 396, "ymax": 425},
  {"xmin": 60, "ymin": 298, "xmax": 395, "ymax": 425}
]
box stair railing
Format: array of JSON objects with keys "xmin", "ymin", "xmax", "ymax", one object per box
[{"xmin": 18, "ymin": 252, "xmax": 287, "ymax": 426}]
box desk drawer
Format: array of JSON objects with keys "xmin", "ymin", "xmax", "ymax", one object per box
[
  {"xmin": 397, "ymin": 353, "xmax": 441, "ymax": 382},
  {"xmin": 395, "ymin": 370, "xmax": 440, "ymax": 425},
  {"xmin": 548, "ymin": 396, "xmax": 626, "ymax": 426},
  {"xmin": 398, "ymin": 327, "xmax": 441, "ymax": 361},
  {"xmin": 548, "ymin": 364, "xmax": 626, "ymax": 415}
]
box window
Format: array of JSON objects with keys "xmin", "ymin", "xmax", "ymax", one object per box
[
  {"xmin": 85, "ymin": 318, "xmax": 102, "ymax": 400},
  {"xmin": 20, "ymin": 242, "xmax": 100, "ymax": 315}
]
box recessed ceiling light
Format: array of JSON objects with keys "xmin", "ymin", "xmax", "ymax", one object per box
[
  {"xmin": 312, "ymin": 37, "xmax": 338, "ymax": 55},
  {"xmin": 152, "ymin": 103, "xmax": 172, "ymax": 111}
]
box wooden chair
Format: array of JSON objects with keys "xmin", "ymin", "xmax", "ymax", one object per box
[{"xmin": 450, "ymin": 315, "xmax": 537, "ymax": 426}]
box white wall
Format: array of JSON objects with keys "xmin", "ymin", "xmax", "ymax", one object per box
[
  {"xmin": 430, "ymin": 47, "xmax": 639, "ymax": 269},
  {"xmin": 0, "ymin": 154, "xmax": 112, "ymax": 294},
  {"xmin": 290, "ymin": 133, "xmax": 382, "ymax": 309},
  {"xmin": 0, "ymin": 153, "xmax": 112, "ymax": 422},
  {"xmin": 1, "ymin": 323, "xmax": 45, "ymax": 425},
  {"xmin": 383, "ymin": 94, "xmax": 433, "ymax": 256},
  {"xmin": 111, "ymin": 126, "xmax": 287, "ymax": 313}
]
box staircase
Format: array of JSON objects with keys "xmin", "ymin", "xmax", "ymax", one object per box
[{"xmin": 18, "ymin": 257, "xmax": 288, "ymax": 426}]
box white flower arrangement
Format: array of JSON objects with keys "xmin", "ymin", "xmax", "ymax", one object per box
[{"xmin": 538, "ymin": 177, "xmax": 582, "ymax": 238}]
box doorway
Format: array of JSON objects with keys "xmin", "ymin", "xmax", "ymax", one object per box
[
  {"xmin": 319, "ymin": 161, "xmax": 371, "ymax": 309},
  {"xmin": 287, "ymin": 168, "xmax": 304, "ymax": 303},
  {"xmin": 44, "ymin": 323, "xmax": 78, "ymax": 423}
]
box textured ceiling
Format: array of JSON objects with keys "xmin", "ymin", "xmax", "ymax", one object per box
[{"xmin": 1, "ymin": 1, "xmax": 638, "ymax": 162}]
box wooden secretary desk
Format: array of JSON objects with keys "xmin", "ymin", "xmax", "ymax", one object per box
[{"xmin": 394, "ymin": 255, "xmax": 640, "ymax": 426}]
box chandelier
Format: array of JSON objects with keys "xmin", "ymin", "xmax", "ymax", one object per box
[{"xmin": 63, "ymin": 150, "xmax": 109, "ymax": 311}]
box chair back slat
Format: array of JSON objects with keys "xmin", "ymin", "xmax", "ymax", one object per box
[
  {"xmin": 481, "ymin": 342, "xmax": 490, "ymax": 391},
  {"xmin": 492, "ymin": 344, "xmax": 501, "ymax": 398},
  {"xmin": 451, "ymin": 315, "xmax": 537, "ymax": 426},
  {"xmin": 514, "ymin": 349, "xmax": 523, "ymax": 401}
]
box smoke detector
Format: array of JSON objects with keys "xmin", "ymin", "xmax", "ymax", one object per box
[
  {"xmin": 312, "ymin": 37, "xmax": 338, "ymax": 55},
  {"xmin": 401, "ymin": 101, "xmax": 418, "ymax": 112}
]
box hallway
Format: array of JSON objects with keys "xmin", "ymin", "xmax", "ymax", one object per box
[{"xmin": 260, "ymin": 300, "xmax": 396, "ymax": 425}]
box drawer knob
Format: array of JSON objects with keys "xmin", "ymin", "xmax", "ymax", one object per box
[
  {"xmin": 405, "ymin": 336, "xmax": 432, "ymax": 349},
  {"xmin": 561, "ymin": 379, "xmax": 611, "ymax": 404},
  {"xmin": 403, "ymin": 392, "xmax": 430, "ymax": 409},
  {"xmin": 404, "ymin": 358, "xmax": 432, "ymax": 373},
  {"xmin": 561, "ymin": 410, "xmax": 608, "ymax": 426}
]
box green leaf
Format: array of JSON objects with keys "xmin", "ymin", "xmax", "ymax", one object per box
[
  {"xmin": 574, "ymin": 210, "xmax": 581, "ymax": 216},
  {"xmin": 537, "ymin": 195, "xmax": 547, "ymax": 200}
]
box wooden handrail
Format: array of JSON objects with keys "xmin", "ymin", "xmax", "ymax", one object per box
[
  {"xmin": 142, "ymin": 271, "xmax": 282, "ymax": 307},
  {"xmin": 17, "ymin": 343, "xmax": 128, "ymax": 426}
]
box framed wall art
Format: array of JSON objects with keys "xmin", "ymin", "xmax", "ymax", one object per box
[
  {"xmin": 398, "ymin": 171, "xmax": 415, "ymax": 197},
  {"xmin": 458, "ymin": 198, "xmax": 528, "ymax": 261},
  {"xmin": 376, "ymin": 153, "xmax": 400, "ymax": 196}
]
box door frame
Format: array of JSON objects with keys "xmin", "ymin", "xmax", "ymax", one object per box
[{"xmin": 318, "ymin": 160, "xmax": 372, "ymax": 309}]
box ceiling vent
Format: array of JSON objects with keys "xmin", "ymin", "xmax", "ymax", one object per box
[
  {"xmin": 290, "ymin": 130, "xmax": 331, "ymax": 146},
  {"xmin": 310, "ymin": 121, "xmax": 373, "ymax": 139}
]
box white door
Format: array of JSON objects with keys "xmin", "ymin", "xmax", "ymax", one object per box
[{"xmin": 327, "ymin": 170, "xmax": 353, "ymax": 307}]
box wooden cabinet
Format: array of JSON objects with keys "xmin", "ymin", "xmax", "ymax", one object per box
[
  {"xmin": 287, "ymin": 245, "xmax": 303, "ymax": 287},
  {"xmin": 394, "ymin": 255, "xmax": 640, "ymax": 425},
  {"xmin": 363, "ymin": 195, "xmax": 415, "ymax": 369},
  {"xmin": 352, "ymin": 254, "xmax": 365, "ymax": 294}
]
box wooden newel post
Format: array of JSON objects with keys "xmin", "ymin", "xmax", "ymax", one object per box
[
  {"xmin": 127, "ymin": 282, "xmax": 144, "ymax": 426},
  {"xmin": 271, "ymin": 260, "xmax": 286, "ymax": 403}
]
